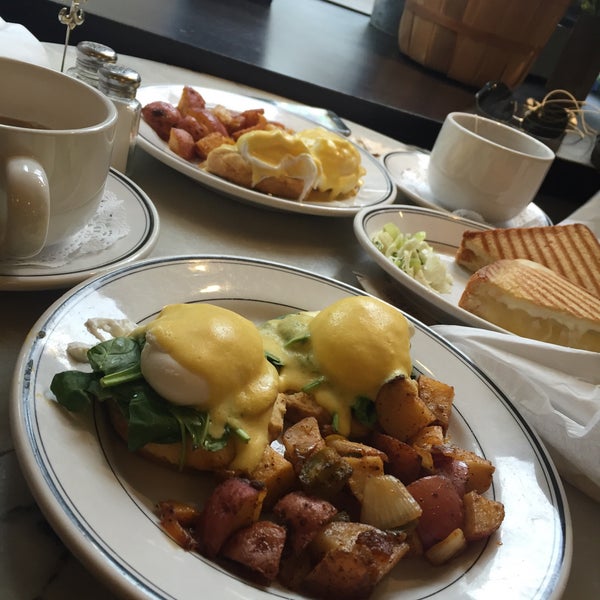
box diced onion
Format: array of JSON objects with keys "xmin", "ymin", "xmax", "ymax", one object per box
[
  {"xmin": 425, "ymin": 528, "xmax": 467, "ymax": 565},
  {"xmin": 360, "ymin": 474, "xmax": 422, "ymax": 530}
]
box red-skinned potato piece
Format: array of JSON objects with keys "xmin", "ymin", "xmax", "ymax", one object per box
[
  {"xmin": 141, "ymin": 101, "xmax": 182, "ymax": 140},
  {"xmin": 156, "ymin": 500, "xmax": 202, "ymax": 551},
  {"xmin": 375, "ymin": 375, "xmax": 436, "ymax": 442},
  {"xmin": 406, "ymin": 475, "xmax": 464, "ymax": 550},
  {"xmin": 177, "ymin": 85, "xmax": 206, "ymax": 115},
  {"xmin": 432, "ymin": 452, "xmax": 469, "ymax": 498},
  {"xmin": 370, "ymin": 431, "xmax": 422, "ymax": 484},
  {"xmin": 168, "ymin": 128, "xmax": 197, "ymax": 161},
  {"xmin": 177, "ymin": 115, "xmax": 209, "ymax": 141},
  {"xmin": 220, "ymin": 520, "xmax": 286, "ymax": 583},
  {"xmin": 195, "ymin": 478, "xmax": 266, "ymax": 558},
  {"xmin": 273, "ymin": 491, "xmax": 338, "ymax": 554},
  {"xmin": 212, "ymin": 104, "xmax": 246, "ymax": 134},
  {"xmin": 185, "ymin": 107, "xmax": 229, "ymax": 136}
]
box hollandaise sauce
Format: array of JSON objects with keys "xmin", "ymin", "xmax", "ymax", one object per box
[
  {"xmin": 237, "ymin": 127, "xmax": 364, "ymax": 202},
  {"xmin": 260, "ymin": 296, "xmax": 412, "ymax": 436}
]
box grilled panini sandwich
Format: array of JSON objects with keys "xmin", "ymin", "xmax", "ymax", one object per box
[
  {"xmin": 459, "ymin": 258, "xmax": 600, "ymax": 352},
  {"xmin": 455, "ymin": 224, "xmax": 600, "ymax": 298}
]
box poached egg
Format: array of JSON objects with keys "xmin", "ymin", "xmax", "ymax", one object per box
[
  {"xmin": 259, "ymin": 296, "xmax": 413, "ymax": 436},
  {"xmin": 138, "ymin": 303, "xmax": 279, "ymax": 471},
  {"xmin": 236, "ymin": 127, "xmax": 364, "ymax": 201}
]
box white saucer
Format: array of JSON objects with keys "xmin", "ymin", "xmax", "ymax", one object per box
[
  {"xmin": 383, "ymin": 149, "xmax": 552, "ymax": 229},
  {"xmin": 0, "ymin": 169, "xmax": 160, "ymax": 291}
]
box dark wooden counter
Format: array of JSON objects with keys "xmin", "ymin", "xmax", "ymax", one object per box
[{"xmin": 3, "ymin": 0, "xmax": 598, "ymax": 220}]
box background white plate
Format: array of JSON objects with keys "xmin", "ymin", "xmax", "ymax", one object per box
[
  {"xmin": 10, "ymin": 256, "xmax": 570, "ymax": 600},
  {"xmin": 136, "ymin": 84, "xmax": 396, "ymax": 216},
  {"xmin": 354, "ymin": 205, "xmax": 510, "ymax": 330},
  {"xmin": 382, "ymin": 150, "xmax": 552, "ymax": 229},
  {"xmin": 0, "ymin": 169, "xmax": 160, "ymax": 291}
]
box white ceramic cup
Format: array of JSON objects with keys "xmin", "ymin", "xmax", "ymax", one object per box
[
  {"xmin": 428, "ymin": 112, "xmax": 555, "ymax": 223},
  {"xmin": 0, "ymin": 57, "xmax": 117, "ymax": 260}
]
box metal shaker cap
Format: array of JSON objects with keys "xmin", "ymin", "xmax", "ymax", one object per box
[
  {"xmin": 98, "ymin": 64, "xmax": 142, "ymax": 99},
  {"xmin": 75, "ymin": 41, "xmax": 117, "ymax": 74}
]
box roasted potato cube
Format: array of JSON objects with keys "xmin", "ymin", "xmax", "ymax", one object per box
[
  {"xmin": 406, "ymin": 475, "xmax": 464, "ymax": 550},
  {"xmin": 212, "ymin": 103, "xmax": 245, "ymax": 134},
  {"xmin": 344, "ymin": 454, "xmax": 385, "ymax": 503},
  {"xmin": 273, "ymin": 491, "xmax": 338, "ymax": 554},
  {"xmin": 186, "ymin": 107, "xmax": 229, "ymax": 136},
  {"xmin": 284, "ymin": 391, "xmax": 332, "ymax": 427},
  {"xmin": 196, "ymin": 477, "xmax": 266, "ymax": 558},
  {"xmin": 417, "ymin": 375, "xmax": 455, "ymax": 432},
  {"xmin": 177, "ymin": 114, "xmax": 208, "ymax": 141},
  {"xmin": 232, "ymin": 113, "xmax": 268, "ymax": 140},
  {"xmin": 168, "ymin": 127, "xmax": 197, "ymax": 160},
  {"xmin": 306, "ymin": 522, "xmax": 409, "ymax": 600},
  {"xmin": 156, "ymin": 500, "xmax": 202, "ymax": 550},
  {"xmin": 375, "ymin": 375, "xmax": 436, "ymax": 441},
  {"xmin": 177, "ymin": 85, "xmax": 206, "ymax": 116},
  {"xmin": 411, "ymin": 425, "xmax": 444, "ymax": 449},
  {"xmin": 445, "ymin": 448, "xmax": 495, "ymax": 494},
  {"xmin": 325, "ymin": 435, "xmax": 387, "ymax": 460},
  {"xmin": 309, "ymin": 521, "xmax": 374, "ymax": 557},
  {"xmin": 220, "ymin": 520, "xmax": 286, "ymax": 583},
  {"xmin": 195, "ymin": 131, "xmax": 234, "ymax": 160},
  {"xmin": 370, "ymin": 431, "xmax": 422, "ymax": 484},
  {"xmin": 268, "ymin": 393, "xmax": 287, "ymax": 442},
  {"xmin": 462, "ymin": 491, "xmax": 505, "ymax": 541},
  {"xmin": 249, "ymin": 444, "xmax": 296, "ymax": 508},
  {"xmin": 282, "ymin": 416, "xmax": 325, "ymax": 474},
  {"xmin": 304, "ymin": 549, "xmax": 373, "ymax": 600}
]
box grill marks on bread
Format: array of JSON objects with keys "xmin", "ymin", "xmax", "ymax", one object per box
[
  {"xmin": 459, "ymin": 259, "xmax": 600, "ymax": 351},
  {"xmin": 456, "ymin": 224, "xmax": 600, "ymax": 298}
]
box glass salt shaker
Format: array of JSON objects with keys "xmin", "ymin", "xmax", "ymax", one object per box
[
  {"xmin": 98, "ymin": 64, "xmax": 142, "ymax": 173},
  {"xmin": 66, "ymin": 40, "xmax": 117, "ymax": 88}
]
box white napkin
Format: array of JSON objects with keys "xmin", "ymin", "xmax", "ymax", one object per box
[
  {"xmin": 0, "ymin": 18, "xmax": 50, "ymax": 67},
  {"xmin": 432, "ymin": 324, "xmax": 600, "ymax": 502}
]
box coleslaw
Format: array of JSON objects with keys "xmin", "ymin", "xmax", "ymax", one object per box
[{"xmin": 371, "ymin": 223, "xmax": 453, "ymax": 294}]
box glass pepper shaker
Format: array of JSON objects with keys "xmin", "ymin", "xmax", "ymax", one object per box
[
  {"xmin": 98, "ymin": 64, "xmax": 142, "ymax": 173},
  {"xmin": 66, "ymin": 40, "xmax": 117, "ymax": 88}
]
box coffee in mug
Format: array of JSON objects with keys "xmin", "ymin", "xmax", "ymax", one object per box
[{"xmin": 0, "ymin": 57, "xmax": 117, "ymax": 260}]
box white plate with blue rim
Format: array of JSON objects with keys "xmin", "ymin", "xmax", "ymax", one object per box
[
  {"xmin": 136, "ymin": 84, "xmax": 396, "ymax": 217},
  {"xmin": 11, "ymin": 255, "xmax": 570, "ymax": 599},
  {"xmin": 382, "ymin": 149, "xmax": 552, "ymax": 229}
]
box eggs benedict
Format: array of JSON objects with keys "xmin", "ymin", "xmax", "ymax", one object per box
[
  {"xmin": 51, "ymin": 297, "xmax": 412, "ymax": 473},
  {"xmin": 51, "ymin": 303, "xmax": 281, "ymax": 473},
  {"xmin": 260, "ymin": 296, "xmax": 413, "ymax": 436},
  {"xmin": 205, "ymin": 127, "xmax": 365, "ymax": 201}
]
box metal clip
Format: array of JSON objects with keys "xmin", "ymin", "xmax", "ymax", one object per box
[{"xmin": 58, "ymin": 0, "xmax": 87, "ymax": 72}]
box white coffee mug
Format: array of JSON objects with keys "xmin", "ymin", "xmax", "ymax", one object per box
[
  {"xmin": 0, "ymin": 57, "xmax": 117, "ymax": 259},
  {"xmin": 428, "ymin": 112, "xmax": 555, "ymax": 223}
]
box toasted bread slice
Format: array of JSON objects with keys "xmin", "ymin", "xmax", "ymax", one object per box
[
  {"xmin": 205, "ymin": 145, "xmax": 304, "ymax": 199},
  {"xmin": 455, "ymin": 224, "xmax": 600, "ymax": 298},
  {"xmin": 459, "ymin": 258, "xmax": 600, "ymax": 351}
]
